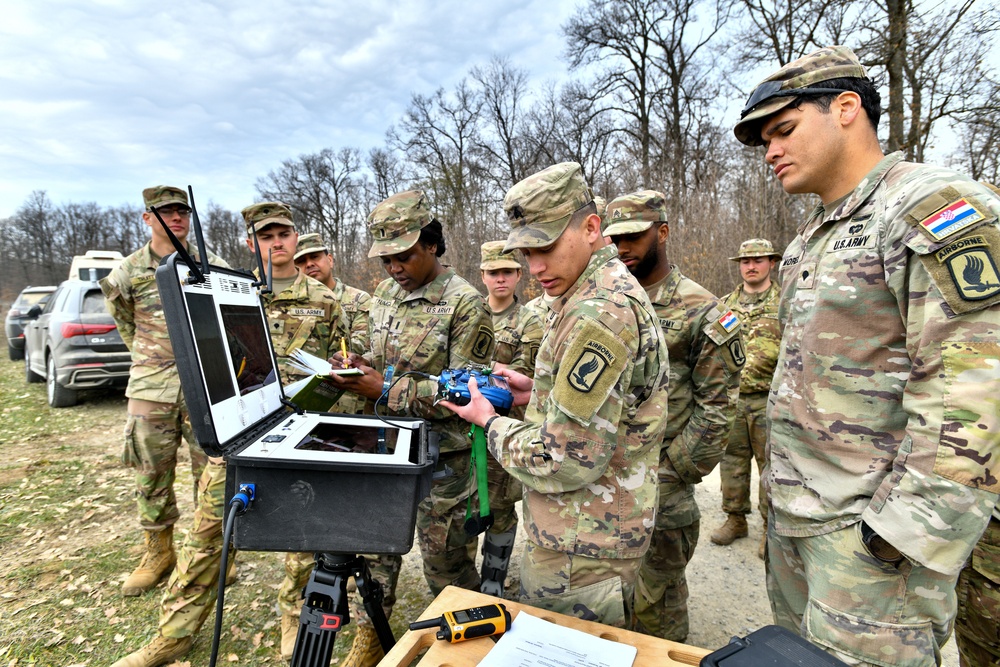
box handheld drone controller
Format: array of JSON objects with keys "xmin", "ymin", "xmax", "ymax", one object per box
[{"xmin": 437, "ymin": 368, "xmax": 513, "ymax": 416}]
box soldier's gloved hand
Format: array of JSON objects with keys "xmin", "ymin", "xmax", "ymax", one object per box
[{"xmin": 441, "ymin": 377, "xmax": 496, "ymax": 427}]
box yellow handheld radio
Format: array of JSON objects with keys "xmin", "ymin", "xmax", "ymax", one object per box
[{"xmin": 408, "ymin": 603, "xmax": 512, "ymax": 643}]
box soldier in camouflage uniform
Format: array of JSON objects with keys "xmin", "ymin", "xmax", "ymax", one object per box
[
  {"xmin": 735, "ymin": 46, "xmax": 1000, "ymax": 666},
  {"xmin": 711, "ymin": 239, "xmax": 782, "ymax": 559},
  {"xmin": 327, "ymin": 190, "xmax": 495, "ymax": 667},
  {"xmin": 111, "ymin": 202, "xmax": 347, "ymax": 667},
  {"xmin": 477, "ymin": 241, "xmax": 543, "ymax": 597},
  {"xmin": 444, "ymin": 163, "xmax": 670, "ymax": 629},
  {"xmin": 606, "ymin": 190, "xmax": 743, "ymax": 642},
  {"xmin": 293, "ymin": 231, "xmax": 372, "ymax": 415},
  {"xmin": 102, "ymin": 185, "xmax": 229, "ymax": 598}
]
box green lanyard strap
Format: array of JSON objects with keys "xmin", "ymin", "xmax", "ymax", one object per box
[{"xmin": 464, "ymin": 424, "xmax": 494, "ymax": 536}]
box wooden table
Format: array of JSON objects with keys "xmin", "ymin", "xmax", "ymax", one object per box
[{"xmin": 377, "ymin": 586, "xmax": 711, "ymax": 667}]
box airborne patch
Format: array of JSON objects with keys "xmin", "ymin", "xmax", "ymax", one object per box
[
  {"xmin": 728, "ymin": 338, "xmax": 747, "ymax": 367},
  {"xmin": 553, "ymin": 321, "xmax": 628, "ymax": 423},
  {"xmin": 568, "ymin": 341, "xmax": 615, "ymax": 392},
  {"xmin": 471, "ymin": 325, "xmax": 494, "ymax": 362},
  {"xmin": 945, "ymin": 247, "xmax": 1000, "ymax": 301},
  {"xmin": 918, "ymin": 224, "xmax": 1000, "ymax": 315},
  {"xmin": 918, "ymin": 198, "xmax": 985, "ymax": 241}
]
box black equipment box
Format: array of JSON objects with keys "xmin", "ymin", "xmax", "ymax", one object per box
[
  {"xmin": 700, "ymin": 625, "xmax": 850, "ymax": 666},
  {"xmin": 156, "ymin": 255, "xmax": 433, "ymax": 554}
]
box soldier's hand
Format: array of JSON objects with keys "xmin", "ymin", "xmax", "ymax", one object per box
[
  {"xmin": 328, "ymin": 362, "xmax": 384, "ymax": 400},
  {"xmin": 440, "ymin": 377, "xmax": 497, "ymax": 427},
  {"xmin": 330, "ymin": 351, "xmax": 364, "ymax": 369},
  {"xmin": 493, "ymin": 367, "xmax": 533, "ymax": 407}
]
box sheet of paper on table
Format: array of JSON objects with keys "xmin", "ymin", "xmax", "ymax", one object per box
[{"xmin": 478, "ymin": 611, "xmax": 637, "ymax": 667}]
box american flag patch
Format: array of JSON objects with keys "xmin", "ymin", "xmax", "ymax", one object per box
[
  {"xmin": 719, "ymin": 310, "xmax": 739, "ymax": 332},
  {"xmin": 920, "ymin": 199, "xmax": 984, "ymax": 241}
]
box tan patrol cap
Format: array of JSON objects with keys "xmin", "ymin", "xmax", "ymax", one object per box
[
  {"xmin": 367, "ymin": 190, "xmax": 432, "ymax": 258},
  {"xmin": 603, "ymin": 190, "xmax": 668, "ymax": 237},
  {"xmin": 503, "ymin": 162, "xmax": 594, "ymax": 252},
  {"xmin": 143, "ymin": 185, "xmax": 189, "ymax": 211},
  {"xmin": 734, "ymin": 45, "xmax": 869, "ymax": 146},
  {"xmin": 480, "ymin": 241, "xmax": 521, "ymax": 270},
  {"xmin": 730, "ymin": 238, "xmax": 781, "ymax": 261},
  {"xmin": 241, "ymin": 202, "xmax": 295, "ymax": 235},
  {"xmin": 294, "ymin": 233, "xmax": 330, "ymax": 261}
]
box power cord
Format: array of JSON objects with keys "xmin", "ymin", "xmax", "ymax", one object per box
[{"xmin": 208, "ymin": 483, "xmax": 255, "ymax": 667}]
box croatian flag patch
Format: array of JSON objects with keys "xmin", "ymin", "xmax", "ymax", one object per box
[
  {"xmin": 719, "ymin": 310, "xmax": 739, "ymax": 332},
  {"xmin": 920, "ymin": 199, "xmax": 984, "ymax": 241}
]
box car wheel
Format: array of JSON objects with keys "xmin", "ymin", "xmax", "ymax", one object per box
[
  {"xmin": 25, "ymin": 351, "xmax": 43, "ymax": 383},
  {"xmin": 46, "ymin": 354, "xmax": 78, "ymax": 408},
  {"xmin": 9, "ymin": 340, "xmax": 24, "ymax": 361}
]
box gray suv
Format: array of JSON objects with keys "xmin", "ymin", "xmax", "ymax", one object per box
[
  {"xmin": 5, "ymin": 285, "xmax": 57, "ymax": 360},
  {"xmin": 23, "ymin": 279, "xmax": 130, "ymax": 407}
]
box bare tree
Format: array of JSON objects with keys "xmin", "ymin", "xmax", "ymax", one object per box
[{"xmin": 734, "ymin": 0, "xmax": 858, "ymax": 68}]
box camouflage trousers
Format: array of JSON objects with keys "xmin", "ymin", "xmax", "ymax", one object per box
[
  {"xmin": 278, "ymin": 552, "xmax": 315, "ymax": 616},
  {"xmin": 484, "ymin": 451, "xmax": 521, "ymax": 535},
  {"xmin": 633, "ymin": 517, "xmax": 700, "ymax": 642},
  {"xmin": 158, "ymin": 457, "xmax": 233, "ymax": 638},
  {"xmin": 351, "ymin": 450, "xmax": 480, "ymax": 628},
  {"xmin": 954, "ymin": 513, "xmax": 1000, "ymax": 667},
  {"xmin": 520, "ymin": 541, "xmax": 641, "ymax": 629},
  {"xmin": 123, "ymin": 398, "xmax": 207, "ymax": 530},
  {"xmin": 718, "ymin": 391, "xmax": 767, "ymax": 519},
  {"xmin": 767, "ymin": 522, "xmax": 957, "ymax": 667}
]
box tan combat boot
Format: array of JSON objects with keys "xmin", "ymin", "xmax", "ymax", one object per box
[
  {"xmin": 342, "ymin": 624, "xmax": 385, "ymax": 667},
  {"xmin": 123, "ymin": 527, "xmax": 177, "ymax": 596},
  {"xmin": 110, "ymin": 635, "xmax": 193, "ymax": 667},
  {"xmin": 280, "ymin": 613, "xmax": 299, "ymax": 661},
  {"xmin": 710, "ymin": 513, "xmax": 749, "ymax": 546}
]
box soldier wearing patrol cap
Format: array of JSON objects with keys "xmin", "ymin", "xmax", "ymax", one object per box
[
  {"xmin": 444, "ymin": 163, "xmax": 670, "ymax": 629},
  {"xmin": 293, "ymin": 232, "xmax": 372, "ymax": 415},
  {"xmin": 327, "ymin": 190, "xmax": 495, "ymax": 667},
  {"xmin": 476, "ymin": 241, "xmax": 542, "ymax": 598},
  {"xmin": 102, "ymin": 186, "xmax": 230, "ymax": 599},
  {"xmin": 711, "ymin": 238, "xmax": 782, "ymax": 558},
  {"xmin": 737, "ymin": 45, "xmax": 1000, "ymax": 665},
  {"xmin": 605, "ymin": 190, "xmax": 743, "ymax": 642}
]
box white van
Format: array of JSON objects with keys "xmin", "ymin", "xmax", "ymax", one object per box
[{"xmin": 68, "ymin": 250, "xmax": 124, "ymax": 281}]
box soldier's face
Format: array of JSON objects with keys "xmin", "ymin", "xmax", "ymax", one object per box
[
  {"xmin": 248, "ymin": 225, "xmax": 297, "ymax": 270},
  {"xmin": 481, "ymin": 268, "xmax": 520, "ymax": 300},
  {"xmin": 144, "ymin": 206, "xmax": 191, "ymax": 245},
  {"xmin": 295, "ymin": 250, "xmax": 334, "ymax": 285},
  {"xmin": 380, "ymin": 242, "xmax": 438, "ymax": 292},
  {"xmin": 739, "ymin": 257, "xmax": 775, "ymax": 288},
  {"xmin": 761, "ymin": 103, "xmax": 843, "ymax": 198},
  {"xmin": 610, "ymin": 223, "xmax": 667, "ymax": 281},
  {"xmin": 521, "ymin": 213, "xmax": 599, "ymax": 297}
]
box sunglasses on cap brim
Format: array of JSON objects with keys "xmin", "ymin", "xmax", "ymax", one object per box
[{"xmin": 740, "ymin": 80, "xmax": 852, "ymax": 119}]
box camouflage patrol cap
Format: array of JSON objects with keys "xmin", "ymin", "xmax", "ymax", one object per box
[
  {"xmin": 730, "ymin": 238, "xmax": 782, "ymax": 261},
  {"xmin": 734, "ymin": 45, "xmax": 869, "ymax": 146},
  {"xmin": 143, "ymin": 185, "xmax": 189, "ymax": 211},
  {"xmin": 241, "ymin": 202, "xmax": 295, "ymax": 234},
  {"xmin": 293, "ymin": 232, "xmax": 330, "ymax": 261},
  {"xmin": 480, "ymin": 240, "xmax": 521, "ymax": 270},
  {"xmin": 367, "ymin": 190, "xmax": 432, "ymax": 258},
  {"xmin": 593, "ymin": 196, "xmax": 608, "ymax": 230},
  {"xmin": 603, "ymin": 190, "xmax": 668, "ymax": 237},
  {"xmin": 503, "ymin": 162, "xmax": 594, "ymax": 251}
]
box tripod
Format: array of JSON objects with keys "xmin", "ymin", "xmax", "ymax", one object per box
[{"xmin": 290, "ymin": 553, "xmax": 395, "ymax": 667}]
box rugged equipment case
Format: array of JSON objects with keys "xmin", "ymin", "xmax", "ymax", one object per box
[
  {"xmin": 700, "ymin": 625, "xmax": 849, "ymax": 666},
  {"xmin": 156, "ymin": 255, "xmax": 433, "ymax": 554}
]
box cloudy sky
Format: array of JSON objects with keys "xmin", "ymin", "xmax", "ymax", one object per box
[{"xmin": 0, "ymin": 0, "xmax": 586, "ymax": 218}]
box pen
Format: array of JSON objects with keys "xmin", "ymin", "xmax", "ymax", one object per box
[{"xmin": 340, "ymin": 337, "xmax": 349, "ymax": 369}]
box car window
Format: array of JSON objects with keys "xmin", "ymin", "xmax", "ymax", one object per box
[
  {"xmin": 47, "ymin": 287, "xmax": 71, "ymax": 314},
  {"xmin": 18, "ymin": 291, "xmax": 53, "ymax": 308},
  {"xmin": 82, "ymin": 289, "xmax": 109, "ymax": 315}
]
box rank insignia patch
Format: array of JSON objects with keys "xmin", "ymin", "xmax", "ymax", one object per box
[
  {"xmin": 920, "ymin": 198, "xmax": 984, "ymax": 241},
  {"xmin": 945, "ymin": 248, "xmax": 1000, "ymax": 301}
]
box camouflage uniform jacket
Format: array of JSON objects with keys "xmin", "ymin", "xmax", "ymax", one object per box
[
  {"xmin": 648, "ymin": 267, "xmax": 743, "ymax": 528},
  {"xmin": 486, "ymin": 245, "xmax": 670, "ymax": 559},
  {"xmin": 260, "ymin": 270, "xmax": 346, "ymax": 385},
  {"xmin": 370, "ymin": 268, "xmax": 495, "ymax": 454},
  {"xmin": 102, "ymin": 242, "xmax": 230, "ymax": 403},
  {"xmin": 330, "ymin": 277, "xmax": 371, "ymax": 354},
  {"xmin": 491, "ymin": 298, "xmax": 543, "ymax": 377},
  {"xmin": 722, "ymin": 280, "xmax": 781, "ymax": 394},
  {"xmin": 769, "ymin": 151, "xmax": 1000, "ymax": 576}
]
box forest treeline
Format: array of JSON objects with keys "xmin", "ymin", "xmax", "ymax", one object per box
[{"xmin": 2, "ymin": 0, "xmax": 997, "ymax": 302}]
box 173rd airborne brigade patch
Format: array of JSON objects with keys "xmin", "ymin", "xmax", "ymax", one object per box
[
  {"xmin": 910, "ymin": 188, "xmax": 1000, "ymax": 316},
  {"xmin": 554, "ymin": 320, "xmax": 628, "ymax": 424}
]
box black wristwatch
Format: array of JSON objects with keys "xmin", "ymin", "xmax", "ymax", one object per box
[{"xmin": 860, "ymin": 521, "xmax": 904, "ymax": 565}]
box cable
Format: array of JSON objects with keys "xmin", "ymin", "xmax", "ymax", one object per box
[
  {"xmin": 208, "ymin": 483, "xmax": 255, "ymax": 667},
  {"xmin": 373, "ymin": 370, "xmax": 435, "ymax": 430}
]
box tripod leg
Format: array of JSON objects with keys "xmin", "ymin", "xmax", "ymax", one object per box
[
  {"xmin": 290, "ymin": 555, "xmax": 348, "ymax": 667},
  {"xmin": 351, "ymin": 556, "xmax": 396, "ymax": 653}
]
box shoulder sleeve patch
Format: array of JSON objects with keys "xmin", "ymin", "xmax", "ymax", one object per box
[
  {"xmin": 917, "ymin": 223, "xmax": 1000, "ymax": 316},
  {"xmin": 470, "ymin": 324, "xmax": 494, "ymax": 363},
  {"xmin": 906, "ymin": 187, "xmax": 992, "ymax": 242},
  {"xmin": 703, "ymin": 306, "xmax": 745, "ymax": 372},
  {"xmin": 552, "ymin": 319, "xmax": 629, "ymax": 425}
]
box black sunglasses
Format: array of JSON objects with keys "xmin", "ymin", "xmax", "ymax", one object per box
[{"xmin": 741, "ymin": 80, "xmax": 851, "ymax": 118}]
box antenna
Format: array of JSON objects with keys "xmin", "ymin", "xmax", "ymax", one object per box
[
  {"xmin": 251, "ymin": 232, "xmax": 272, "ymax": 295},
  {"xmin": 267, "ymin": 248, "xmax": 274, "ymax": 294},
  {"xmin": 152, "ymin": 207, "xmax": 205, "ymax": 284},
  {"xmin": 187, "ymin": 185, "xmax": 211, "ymax": 278}
]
